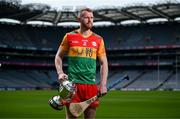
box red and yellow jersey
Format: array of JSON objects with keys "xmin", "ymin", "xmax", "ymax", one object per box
[{"xmin": 60, "ymin": 29, "xmax": 106, "ymax": 84}]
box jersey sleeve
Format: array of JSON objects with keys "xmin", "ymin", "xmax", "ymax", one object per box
[
  {"xmin": 97, "ymin": 38, "xmax": 106, "ymax": 58},
  {"xmin": 59, "ymin": 34, "xmax": 69, "ymax": 52}
]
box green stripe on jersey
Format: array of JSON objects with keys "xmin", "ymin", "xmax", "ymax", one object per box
[{"xmin": 67, "ymin": 56, "xmax": 96, "ymax": 84}]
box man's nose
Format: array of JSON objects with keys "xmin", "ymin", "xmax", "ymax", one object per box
[{"xmin": 88, "ymin": 18, "xmax": 93, "ymax": 21}]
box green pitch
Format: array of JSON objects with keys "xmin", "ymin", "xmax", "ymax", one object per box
[{"xmin": 0, "ymin": 90, "xmax": 180, "ymax": 119}]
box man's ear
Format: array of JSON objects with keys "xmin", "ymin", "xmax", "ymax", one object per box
[{"xmin": 77, "ymin": 17, "xmax": 80, "ymax": 22}]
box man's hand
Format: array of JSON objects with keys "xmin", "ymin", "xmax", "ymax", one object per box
[
  {"xmin": 99, "ymin": 85, "xmax": 107, "ymax": 97},
  {"xmin": 58, "ymin": 73, "xmax": 68, "ymax": 82}
]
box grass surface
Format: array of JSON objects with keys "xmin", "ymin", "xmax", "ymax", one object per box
[{"xmin": 0, "ymin": 90, "xmax": 180, "ymax": 119}]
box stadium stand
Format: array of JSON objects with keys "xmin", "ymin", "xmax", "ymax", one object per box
[
  {"xmin": 0, "ymin": 22, "xmax": 180, "ymax": 49},
  {"xmin": 0, "ymin": 0, "xmax": 180, "ymax": 90}
]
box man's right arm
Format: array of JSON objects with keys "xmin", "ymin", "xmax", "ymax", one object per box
[
  {"xmin": 55, "ymin": 47, "xmax": 68, "ymax": 81},
  {"xmin": 55, "ymin": 44, "xmax": 68, "ymax": 82},
  {"xmin": 55, "ymin": 34, "xmax": 69, "ymax": 81}
]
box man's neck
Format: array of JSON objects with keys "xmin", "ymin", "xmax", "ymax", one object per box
[{"xmin": 79, "ymin": 27, "xmax": 92, "ymax": 37}]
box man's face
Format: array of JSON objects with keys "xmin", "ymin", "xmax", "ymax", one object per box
[{"xmin": 80, "ymin": 11, "xmax": 94, "ymax": 29}]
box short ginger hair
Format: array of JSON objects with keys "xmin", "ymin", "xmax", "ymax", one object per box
[{"xmin": 78, "ymin": 8, "xmax": 93, "ymax": 18}]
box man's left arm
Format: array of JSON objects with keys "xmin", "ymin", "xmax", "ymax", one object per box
[{"xmin": 98, "ymin": 55, "xmax": 108, "ymax": 95}]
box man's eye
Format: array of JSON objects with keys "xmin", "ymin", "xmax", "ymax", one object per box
[{"xmin": 84, "ymin": 17, "xmax": 93, "ymax": 19}]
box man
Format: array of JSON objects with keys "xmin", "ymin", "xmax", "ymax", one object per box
[{"xmin": 55, "ymin": 8, "xmax": 108, "ymax": 119}]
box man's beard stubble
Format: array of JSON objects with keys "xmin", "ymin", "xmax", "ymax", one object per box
[{"xmin": 83, "ymin": 22, "xmax": 93, "ymax": 30}]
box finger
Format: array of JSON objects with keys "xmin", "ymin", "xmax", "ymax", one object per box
[
  {"xmin": 100, "ymin": 92, "xmax": 107, "ymax": 97},
  {"xmin": 64, "ymin": 75, "xmax": 68, "ymax": 79},
  {"xmin": 97, "ymin": 92, "xmax": 107, "ymax": 97}
]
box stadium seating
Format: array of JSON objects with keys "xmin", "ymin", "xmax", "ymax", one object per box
[
  {"xmin": 1, "ymin": 22, "xmax": 180, "ymax": 50},
  {"xmin": 0, "ymin": 69, "xmax": 57, "ymax": 89},
  {"xmin": 0, "ymin": 22, "xmax": 179, "ymax": 90}
]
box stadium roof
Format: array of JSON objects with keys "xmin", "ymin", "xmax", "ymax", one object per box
[{"xmin": 0, "ymin": 0, "xmax": 180, "ymax": 26}]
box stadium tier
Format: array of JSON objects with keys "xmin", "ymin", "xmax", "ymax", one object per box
[
  {"xmin": 0, "ymin": 22, "xmax": 180, "ymax": 50},
  {"xmin": 0, "ymin": 22, "xmax": 180, "ymax": 90}
]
